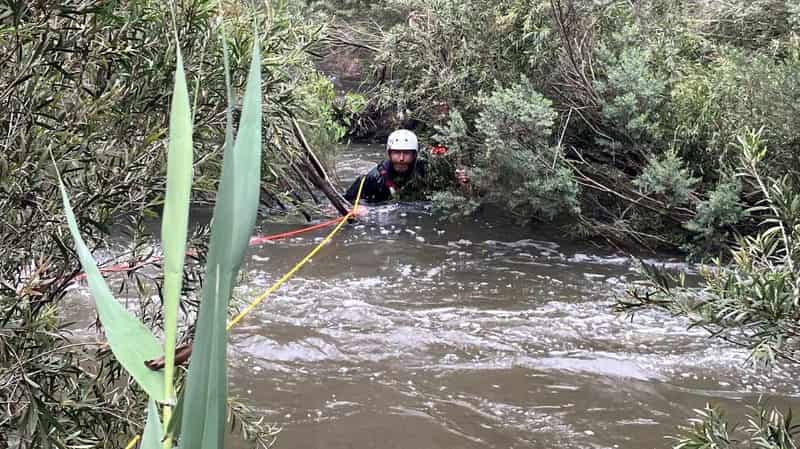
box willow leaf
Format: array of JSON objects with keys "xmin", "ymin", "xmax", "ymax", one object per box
[
  {"xmin": 141, "ymin": 399, "xmax": 165, "ymax": 449},
  {"xmin": 55, "ymin": 171, "xmax": 165, "ymax": 402},
  {"xmin": 161, "ymin": 43, "xmax": 193, "ymax": 407},
  {"xmin": 179, "ymin": 34, "xmax": 262, "ymax": 449}
]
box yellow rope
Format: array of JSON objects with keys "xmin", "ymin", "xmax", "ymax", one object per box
[
  {"xmin": 122, "ymin": 176, "xmax": 365, "ymax": 449},
  {"xmin": 123, "ymin": 435, "xmax": 140, "ymax": 449},
  {"xmin": 226, "ymin": 175, "xmax": 366, "ymax": 330}
]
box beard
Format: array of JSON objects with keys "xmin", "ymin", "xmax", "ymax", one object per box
[{"xmin": 393, "ymin": 162, "xmax": 410, "ymax": 173}]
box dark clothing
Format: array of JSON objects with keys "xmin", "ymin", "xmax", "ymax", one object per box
[{"xmin": 344, "ymin": 159, "xmax": 427, "ymax": 203}]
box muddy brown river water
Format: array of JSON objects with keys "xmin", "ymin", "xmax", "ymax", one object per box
[{"xmin": 69, "ymin": 144, "xmax": 800, "ymax": 449}]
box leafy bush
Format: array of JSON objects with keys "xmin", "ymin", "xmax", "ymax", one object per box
[
  {"xmin": 670, "ymin": 403, "xmax": 799, "ymax": 449},
  {"xmin": 791, "ymin": 2, "xmax": 800, "ymax": 31},
  {"xmin": 432, "ymin": 109, "xmax": 471, "ymax": 158},
  {"xmin": 634, "ymin": 149, "xmax": 700, "ymax": 207},
  {"xmin": 698, "ymin": 0, "xmax": 793, "ymax": 49},
  {"xmin": 296, "ymin": 74, "xmax": 366, "ymax": 149},
  {"xmin": 366, "ymin": 0, "xmax": 555, "ymax": 125},
  {"xmin": 594, "ymin": 25, "xmax": 668, "ymax": 144},
  {"xmin": 620, "ymin": 130, "xmax": 800, "ymax": 365},
  {"xmin": 669, "ymin": 46, "xmax": 800, "ymax": 176},
  {"xmin": 430, "ymin": 191, "xmax": 480, "ymax": 218},
  {"xmin": 0, "ymin": 300, "xmax": 146, "ymax": 448},
  {"xmin": 432, "ymin": 78, "xmax": 580, "ymax": 221},
  {"xmin": 350, "ymin": 0, "xmax": 800, "ymax": 248},
  {"xmin": 475, "ymin": 78, "xmax": 555, "ymax": 157},
  {"xmin": 0, "ymin": 1, "xmax": 327, "ymax": 446},
  {"xmin": 684, "ymin": 177, "xmax": 746, "ymax": 253}
]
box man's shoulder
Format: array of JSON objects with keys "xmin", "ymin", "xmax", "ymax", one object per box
[{"xmin": 366, "ymin": 160, "xmax": 392, "ymax": 178}]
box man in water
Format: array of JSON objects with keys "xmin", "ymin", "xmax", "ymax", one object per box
[
  {"xmin": 344, "ymin": 129, "xmax": 468, "ymax": 214},
  {"xmin": 344, "ymin": 129, "xmax": 425, "ymax": 204},
  {"xmin": 145, "ymin": 130, "xmax": 465, "ymax": 372}
]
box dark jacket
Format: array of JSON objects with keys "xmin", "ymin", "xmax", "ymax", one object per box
[{"xmin": 344, "ymin": 159, "xmax": 427, "ymax": 203}]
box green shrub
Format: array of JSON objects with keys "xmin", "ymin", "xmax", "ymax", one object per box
[
  {"xmin": 669, "ymin": 46, "xmax": 800, "ymax": 176},
  {"xmin": 620, "ymin": 130, "xmax": 800, "ymax": 365},
  {"xmin": 698, "ymin": 0, "xmax": 793, "ymax": 49},
  {"xmin": 634, "ymin": 149, "xmax": 699, "ymax": 207},
  {"xmin": 366, "ymin": 0, "xmax": 555, "ymax": 125},
  {"xmin": 669, "ymin": 403, "xmax": 800, "ymax": 449},
  {"xmin": 595, "ymin": 25, "xmax": 667, "ymax": 144},
  {"xmin": 465, "ymin": 78, "xmax": 580, "ymax": 220},
  {"xmin": 0, "ymin": 1, "xmax": 326, "ymax": 446},
  {"xmin": 619, "ymin": 130, "xmax": 800, "ymax": 449},
  {"xmin": 297, "ymin": 74, "xmax": 348, "ymax": 146},
  {"xmin": 349, "ymin": 0, "xmax": 800, "ymax": 248},
  {"xmin": 684, "ymin": 177, "xmax": 746, "ymax": 252},
  {"xmin": 791, "ymin": 2, "xmax": 800, "ymax": 31},
  {"xmin": 432, "ymin": 109, "xmax": 471, "ymax": 158},
  {"xmin": 475, "ymin": 78, "xmax": 555, "ymax": 155},
  {"xmin": 430, "ymin": 191, "xmax": 480, "ymax": 217}
]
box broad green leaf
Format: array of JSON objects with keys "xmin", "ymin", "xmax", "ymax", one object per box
[
  {"xmin": 55, "ymin": 169, "xmax": 165, "ymax": 402},
  {"xmin": 179, "ymin": 31, "xmax": 262, "ymax": 449},
  {"xmin": 161, "ymin": 44, "xmax": 194, "ymax": 407},
  {"xmin": 141, "ymin": 399, "xmax": 165, "ymax": 449}
]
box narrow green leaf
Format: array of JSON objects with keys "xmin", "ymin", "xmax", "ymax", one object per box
[
  {"xmin": 221, "ymin": 15, "xmax": 235, "ymax": 153},
  {"xmin": 161, "ymin": 44, "xmax": 194, "ymax": 408},
  {"xmin": 179, "ymin": 32, "xmax": 262, "ymax": 449},
  {"xmin": 165, "ymin": 388, "xmax": 185, "ymax": 441},
  {"xmin": 54, "ymin": 167, "xmax": 165, "ymax": 401},
  {"xmin": 141, "ymin": 399, "xmax": 165, "ymax": 449}
]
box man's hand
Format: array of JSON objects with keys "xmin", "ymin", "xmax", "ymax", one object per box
[
  {"xmin": 455, "ymin": 168, "xmax": 470, "ymax": 187},
  {"xmin": 352, "ymin": 205, "xmax": 369, "ymax": 217},
  {"xmin": 144, "ymin": 343, "xmax": 193, "ymax": 371}
]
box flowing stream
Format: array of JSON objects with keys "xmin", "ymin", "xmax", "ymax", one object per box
[
  {"xmin": 69, "ymin": 144, "xmax": 800, "ymax": 449},
  {"xmin": 227, "ymin": 144, "xmax": 800, "ymax": 448}
]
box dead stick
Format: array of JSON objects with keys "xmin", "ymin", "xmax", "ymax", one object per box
[
  {"xmin": 291, "ymin": 118, "xmax": 352, "ymax": 216},
  {"xmin": 292, "ymin": 117, "xmax": 330, "ymax": 180}
]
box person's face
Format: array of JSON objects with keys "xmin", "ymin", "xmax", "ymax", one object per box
[{"xmin": 388, "ymin": 149, "xmax": 416, "ymax": 174}]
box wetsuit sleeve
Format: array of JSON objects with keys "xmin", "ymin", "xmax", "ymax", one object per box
[
  {"xmin": 344, "ymin": 175, "xmax": 365, "ymax": 202},
  {"xmin": 344, "ymin": 165, "xmax": 389, "ymax": 203}
]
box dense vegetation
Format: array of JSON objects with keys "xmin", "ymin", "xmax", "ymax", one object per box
[
  {"xmin": 0, "ymin": 0, "xmax": 337, "ymax": 447},
  {"xmin": 330, "ymin": 0, "xmax": 800, "ymax": 254}
]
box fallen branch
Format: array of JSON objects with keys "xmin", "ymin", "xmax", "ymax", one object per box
[{"xmin": 291, "ymin": 117, "xmax": 352, "ymax": 216}]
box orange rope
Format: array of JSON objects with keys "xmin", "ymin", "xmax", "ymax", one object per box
[
  {"xmin": 227, "ymin": 176, "xmax": 366, "ymax": 329},
  {"xmin": 68, "ymin": 216, "xmax": 347, "ymax": 284},
  {"xmin": 248, "ymin": 216, "xmax": 344, "ymax": 245}
]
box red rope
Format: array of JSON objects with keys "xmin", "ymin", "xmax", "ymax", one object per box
[
  {"xmin": 69, "ymin": 216, "xmax": 347, "ymax": 283},
  {"xmin": 248, "ymin": 216, "xmax": 345, "ymax": 245}
]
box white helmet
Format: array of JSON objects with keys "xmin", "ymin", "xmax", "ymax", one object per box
[{"xmin": 386, "ymin": 129, "xmax": 418, "ymax": 151}]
